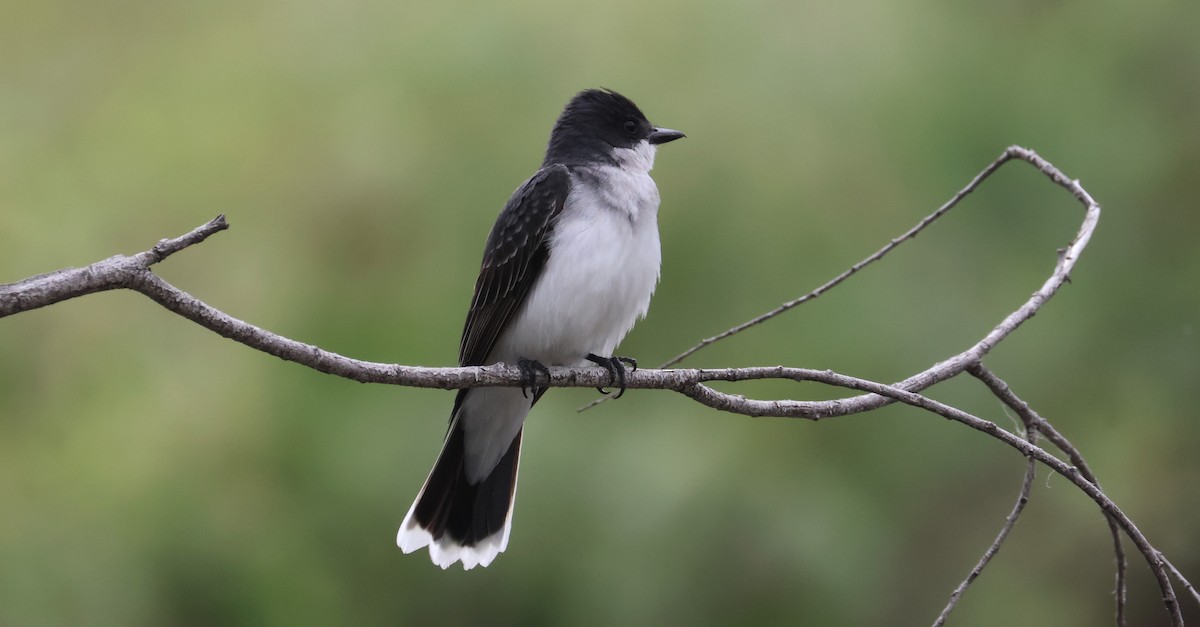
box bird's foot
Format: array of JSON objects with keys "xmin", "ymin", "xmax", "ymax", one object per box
[
  {"xmin": 586, "ymin": 354, "xmax": 637, "ymax": 399},
  {"xmin": 516, "ymin": 359, "xmax": 551, "ymax": 399}
]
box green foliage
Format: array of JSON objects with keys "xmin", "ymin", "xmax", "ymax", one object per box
[{"xmin": 1, "ymin": 0, "xmax": 1197, "ymax": 624}]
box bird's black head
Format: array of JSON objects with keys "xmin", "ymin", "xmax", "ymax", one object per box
[{"xmin": 543, "ymin": 88, "xmax": 684, "ymax": 167}]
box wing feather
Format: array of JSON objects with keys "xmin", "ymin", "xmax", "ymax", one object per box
[{"xmin": 458, "ymin": 165, "xmax": 570, "ymax": 367}]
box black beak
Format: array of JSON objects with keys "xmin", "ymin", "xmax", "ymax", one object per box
[{"xmin": 647, "ymin": 127, "xmax": 686, "ymax": 145}]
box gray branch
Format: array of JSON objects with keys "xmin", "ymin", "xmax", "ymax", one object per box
[
  {"xmin": 2, "ymin": 146, "xmax": 1097, "ymax": 420},
  {"xmin": 582, "ymin": 144, "xmax": 1100, "ymax": 414},
  {"xmin": 1, "ymin": 146, "xmax": 1192, "ymax": 625},
  {"xmin": 933, "ymin": 368, "xmax": 1040, "ymax": 627},
  {"xmin": 969, "ymin": 363, "xmax": 1129, "ymax": 626}
]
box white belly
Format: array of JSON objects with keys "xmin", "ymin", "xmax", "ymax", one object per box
[
  {"xmin": 491, "ymin": 167, "xmax": 662, "ymax": 366},
  {"xmin": 462, "ymin": 155, "xmax": 663, "ymax": 483}
]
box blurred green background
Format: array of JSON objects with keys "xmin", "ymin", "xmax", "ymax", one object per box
[{"xmin": 2, "ymin": 0, "xmax": 1197, "ymax": 625}]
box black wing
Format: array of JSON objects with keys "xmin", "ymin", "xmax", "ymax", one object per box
[{"xmin": 458, "ymin": 164, "xmax": 570, "ymax": 367}]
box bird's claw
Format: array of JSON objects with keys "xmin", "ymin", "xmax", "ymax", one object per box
[
  {"xmin": 586, "ymin": 353, "xmax": 635, "ymax": 399},
  {"xmin": 516, "ymin": 359, "xmax": 550, "ymax": 399}
]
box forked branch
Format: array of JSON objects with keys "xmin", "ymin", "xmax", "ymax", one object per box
[{"xmin": 1, "ymin": 147, "xmax": 1193, "ymax": 625}]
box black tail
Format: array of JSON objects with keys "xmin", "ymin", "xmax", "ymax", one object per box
[{"xmin": 397, "ymin": 391, "xmax": 525, "ymax": 569}]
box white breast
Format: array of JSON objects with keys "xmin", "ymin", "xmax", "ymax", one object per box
[
  {"xmin": 492, "ymin": 141, "xmax": 663, "ymax": 367},
  {"xmin": 461, "ymin": 141, "xmax": 664, "ymax": 482}
]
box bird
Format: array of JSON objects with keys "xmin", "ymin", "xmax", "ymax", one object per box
[{"xmin": 396, "ymin": 88, "xmax": 685, "ymax": 569}]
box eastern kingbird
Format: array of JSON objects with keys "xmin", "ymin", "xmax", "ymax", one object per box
[{"xmin": 397, "ymin": 88, "xmax": 684, "ymax": 569}]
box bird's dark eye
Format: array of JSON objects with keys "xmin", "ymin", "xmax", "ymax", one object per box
[{"xmin": 623, "ymin": 120, "xmax": 638, "ymax": 135}]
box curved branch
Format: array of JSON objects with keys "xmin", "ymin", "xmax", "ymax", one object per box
[
  {"xmin": 969, "ymin": 364, "xmax": 1128, "ymax": 626},
  {"xmin": 654, "ymin": 146, "xmax": 1101, "ymax": 416},
  {"xmin": 697, "ymin": 369, "xmax": 1180, "ymax": 626},
  {"xmin": 2, "ymin": 150, "xmax": 1187, "ymax": 624},
  {"xmin": 4, "ymin": 147, "xmax": 1099, "ymax": 425},
  {"xmin": 933, "ymin": 390, "xmax": 1039, "ymax": 627}
]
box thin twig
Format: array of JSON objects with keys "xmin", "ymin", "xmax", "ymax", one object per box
[
  {"xmin": 969, "ymin": 363, "xmax": 1129, "ymax": 627},
  {"xmin": 3, "ymin": 151, "xmax": 1186, "ymax": 624},
  {"xmin": 8, "ymin": 147, "xmax": 1102, "ymax": 427},
  {"xmin": 681, "ymin": 369, "xmax": 1182, "ymax": 627},
  {"xmin": 932, "ymin": 389, "xmax": 1039, "ymax": 626},
  {"xmin": 581, "ymin": 145, "xmax": 1101, "ymax": 413},
  {"xmin": 0, "ymin": 214, "xmax": 229, "ymax": 316},
  {"xmin": 933, "ymin": 456, "xmax": 1037, "ymax": 625},
  {"xmin": 6, "ymin": 151, "xmax": 1101, "ymax": 422},
  {"xmin": 1166, "ymin": 558, "xmax": 1200, "ymax": 608},
  {"xmin": 659, "ymin": 146, "xmax": 1096, "ymax": 369},
  {"xmin": 660, "ymin": 148, "xmax": 1013, "ymax": 369}
]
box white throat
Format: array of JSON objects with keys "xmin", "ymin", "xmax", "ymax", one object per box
[{"xmin": 611, "ymin": 140, "xmax": 657, "ymax": 174}]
